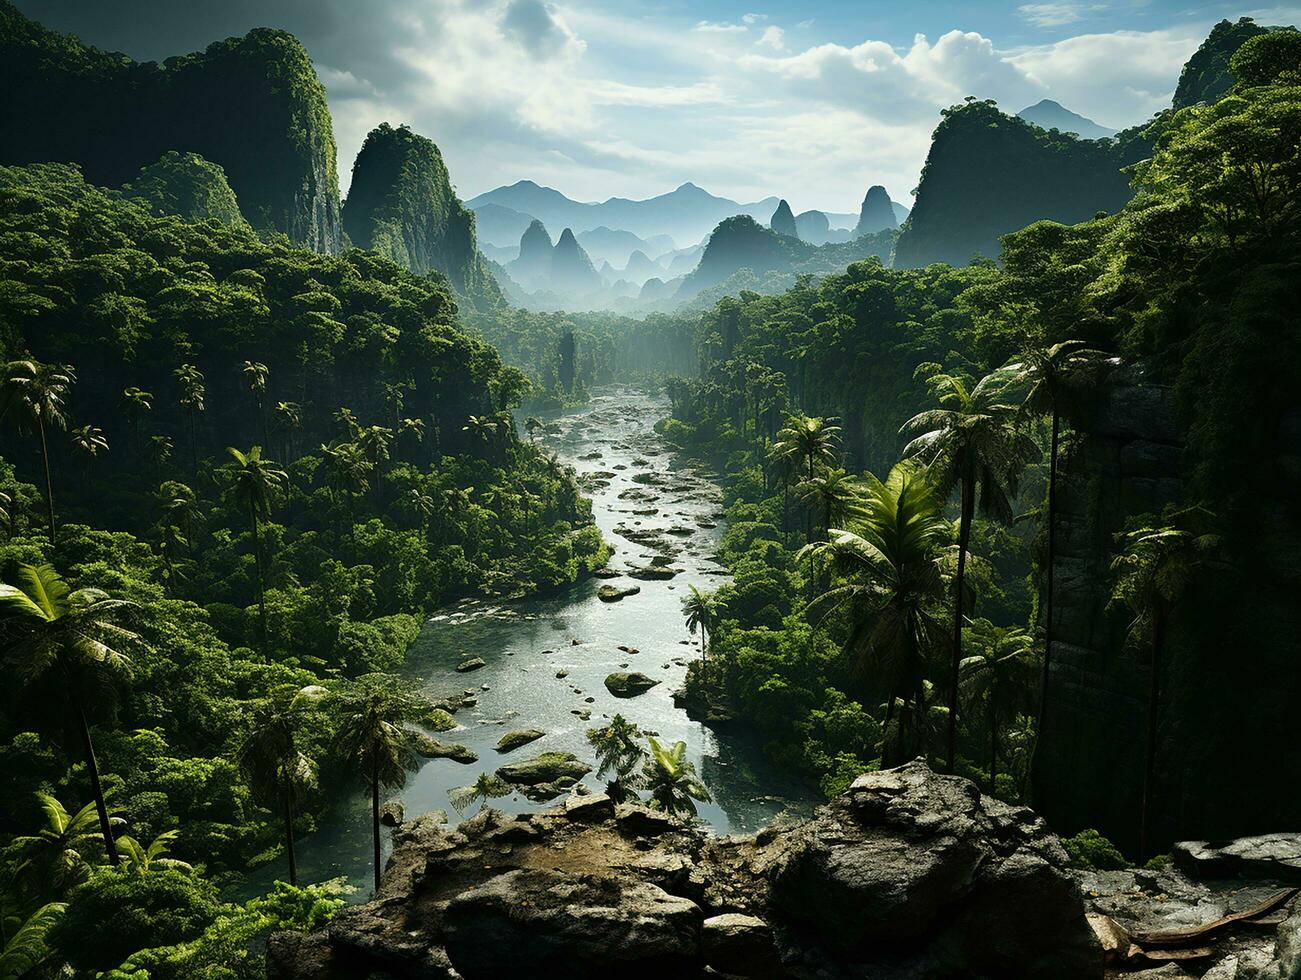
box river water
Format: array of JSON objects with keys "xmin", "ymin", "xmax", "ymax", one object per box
[{"xmin": 261, "ymin": 385, "xmax": 817, "ymax": 896}]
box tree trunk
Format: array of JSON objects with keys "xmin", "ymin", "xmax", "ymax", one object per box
[
  {"xmin": 948, "ymin": 468, "xmax": 976, "ymax": 773},
  {"xmin": 38, "ymin": 418, "xmax": 56, "ymax": 545},
  {"xmin": 283, "ymin": 788, "xmax": 298, "ymax": 886},
  {"xmin": 1037, "ymin": 409, "xmax": 1061, "ymax": 738},
  {"xmin": 882, "ymin": 695, "xmax": 896, "ymax": 765},
  {"xmin": 989, "ymin": 688, "xmax": 998, "ymax": 793},
  {"xmin": 77, "ymin": 701, "xmax": 118, "ymax": 865},
  {"xmin": 189, "ymin": 408, "xmax": 198, "ymax": 476},
  {"xmin": 1140, "ymin": 606, "xmax": 1168, "ymax": 861},
  {"xmin": 251, "ymin": 510, "xmax": 269, "ymax": 660},
  {"xmin": 371, "ymin": 759, "xmax": 382, "ymax": 893}
]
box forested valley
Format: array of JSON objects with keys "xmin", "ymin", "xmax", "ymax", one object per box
[{"xmin": 0, "ymin": 3, "xmax": 1299, "ymax": 978}]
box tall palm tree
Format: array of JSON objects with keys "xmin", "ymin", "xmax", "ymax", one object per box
[
  {"xmin": 173, "ymin": 364, "xmax": 206, "ymax": 475},
  {"xmin": 405, "ymin": 489, "xmax": 436, "ymax": 536},
  {"xmin": 586, "ymin": 715, "xmax": 646, "ymax": 803},
  {"xmin": 242, "ymin": 360, "xmax": 270, "ymax": 448},
  {"xmin": 227, "ymin": 447, "xmax": 288, "ymax": 658},
  {"xmin": 330, "ymin": 675, "xmax": 438, "ymax": 892},
  {"xmin": 901, "ymin": 368, "xmax": 1037, "ymax": 772},
  {"xmin": 775, "ymin": 414, "xmax": 842, "ymax": 540},
  {"xmin": 959, "ymin": 620, "xmax": 1039, "ymax": 794},
  {"xmin": 320, "ymin": 441, "xmax": 372, "ymax": 534},
  {"xmin": 803, "ymin": 462, "xmax": 949, "ymax": 763},
  {"xmin": 69, "ymin": 425, "xmax": 108, "ymax": 492},
  {"xmin": 523, "ymin": 416, "xmax": 543, "ymax": 443},
  {"xmin": 237, "ymin": 686, "xmax": 323, "ymax": 886},
  {"xmin": 0, "ymin": 564, "xmax": 138, "ymax": 865},
  {"xmin": 157, "ymin": 481, "xmax": 202, "ymax": 557},
  {"xmin": 0, "ymin": 360, "xmax": 76, "ymax": 544},
  {"xmin": 357, "ymin": 425, "xmax": 394, "ymax": 468},
  {"xmin": 274, "ymin": 401, "xmax": 302, "ymax": 461},
  {"xmin": 681, "ymin": 585, "xmax": 721, "ymax": 663},
  {"xmin": 766, "ymin": 440, "xmax": 801, "ymax": 545},
  {"xmin": 1001, "ymin": 340, "xmax": 1106, "ymax": 743},
  {"xmin": 120, "ymin": 387, "xmax": 153, "ymax": 455},
  {"xmin": 1109, "ymin": 510, "xmax": 1220, "ymax": 860},
  {"xmin": 399, "ymin": 417, "xmax": 425, "ymax": 447},
  {"xmin": 641, "ymin": 737, "xmax": 711, "ymax": 817}
]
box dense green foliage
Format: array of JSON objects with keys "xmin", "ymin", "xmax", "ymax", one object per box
[
  {"xmin": 0, "ymin": 1, "xmax": 341, "ymax": 251},
  {"xmin": 1172, "ymin": 16, "xmax": 1270, "ymax": 108},
  {"xmin": 342, "ymin": 124, "xmax": 500, "ymax": 307},
  {"xmin": 122, "ymin": 152, "xmax": 248, "ymax": 229}
]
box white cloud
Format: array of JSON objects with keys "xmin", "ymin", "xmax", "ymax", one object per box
[
  {"xmin": 693, "ymin": 20, "xmax": 748, "ymax": 34},
  {"xmin": 742, "ymin": 13, "xmax": 767, "ymax": 25},
  {"xmin": 757, "ymin": 26, "xmax": 787, "ymax": 51},
  {"xmin": 1018, "ymin": 3, "xmax": 1088, "ymax": 28},
  {"xmin": 501, "ymin": 0, "xmax": 583, "ymax": 59}
]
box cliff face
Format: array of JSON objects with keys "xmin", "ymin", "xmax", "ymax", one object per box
[
  {"xmin": 0, "ymin": 2, "xmax": 342, "ymax": 252},
  {"xmin": 894, "ymin": 100, "xmax": 1142, "ymax": 269},
  {"xmin": 122, "ymin": 151, "xmax": 247, "ymax": 227},
  {"xmin": 549, "ymin": 228, "xmax": 602, "ymax": 296},
  {"xmin": 342, "ymin": 123, "xmax": 499, "ymax": 306},
  {"xmin": 1034, "ymin": 365, "xmax": 1301, "ymax": 853}
]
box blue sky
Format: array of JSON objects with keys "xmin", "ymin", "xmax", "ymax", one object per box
[{"xmin": 17, "ymin": 1, "xmax": 1301, "ymax": 215}]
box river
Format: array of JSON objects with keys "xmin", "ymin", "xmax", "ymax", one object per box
[{"xmin": 256, "ymin": 385, "xmax": 817, "ymax": 896}]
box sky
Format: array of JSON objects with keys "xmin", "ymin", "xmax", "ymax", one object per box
[{"xmin": 14, "ymin": 0, "xmax": 1301, "ymax": 214}]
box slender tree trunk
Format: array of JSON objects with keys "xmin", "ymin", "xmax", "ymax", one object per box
[
  {"xmin": 283, "ymin": 789, "xmax": 298, "ymax": 885},
  {"xmin": 1036, "ymin": 409, "xmax": 1061, "ymax": 739},
  {"xmin": 38, "ymin": 418, "xmax": 56, "ymax": 544},
  {"xmin": 989, "ymin": 690, "xmax": 998, "ymax": 793},
  {"xmin": 371, "ymin": 759, "xmax": 382, "ymax": 893},
  {"xmin": 882, "ymin": 695, "xmax": 896, "ymax": 766},
  {"xmin": 1140, "ymin": 607, "xmax": 1168, "ymax": 861},
  {"xmin": 948, "ymin": 469, "xmax": 976, "ymax": 773},
  {"xmin": 189, "ymin": 409, "xmax": 199, "ymax": 476},
  {"xmin": 251, "ymin": 510, "xmax": 269, "ymax": 660},
  {"xmin": 77, "ymin": 701, "xmax": 118, "ymax": 865}
]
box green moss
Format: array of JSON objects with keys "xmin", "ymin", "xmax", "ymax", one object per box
[
  {"xmin": 122, "ymin": 151, "xmax": 247, "ymax": 227},
  {"xmin": 1062, "ymin": 829, "xmax": 1132, "ymax": 870}
]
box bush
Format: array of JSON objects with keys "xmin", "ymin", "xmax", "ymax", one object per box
[{"xmin": 1062, "ymin": 828, "xmax": 1131, "ymax": 870}]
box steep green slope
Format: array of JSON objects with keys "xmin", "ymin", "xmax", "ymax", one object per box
[
  {"xmin": 121, "ymin": 150, "xmax": 248, "ymax": 228},
  {"xmin": 1172, "ymin": 17, "xmax": 1270, "ymax": 108},
  {"xmin": 894, "ymin": 99, "xmax": 1146, "ymax": 269},
  {"xmin": 341, "ymin": 123, "xmax": 500, "ymax": 308},
  {"xmin": 0, "ymin": 1, "xmax": 341, "ymax": 252}
]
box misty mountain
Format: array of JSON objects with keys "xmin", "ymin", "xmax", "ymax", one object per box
[
  {"xmin": 855, "ymin": 185, "xmax": 899, "ymax": 236},
  {"xmin": 467, "ymin": 179, "xmax": 780, "ymax": 248},
  {"xmin": 770, "ymin": 199, "xmax": 799, "ymax": 239},
  {"xmin": 472, "ymin": 202, "xmax": 537, "ymax": 246},
  {"xmin": 1017, "ymin": 99, "xmax": 1116, "ymax": 139},
  {"xmin": 575, "ymin": 226, "xmax": 675, "ymax": 267}
]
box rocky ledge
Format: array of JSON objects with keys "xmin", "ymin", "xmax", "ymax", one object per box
[{"xmin": 267, "ymin": 761, "xmax": 1104, "ymax": 979}]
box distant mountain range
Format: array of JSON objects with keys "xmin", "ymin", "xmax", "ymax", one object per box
[{"xmin": 1016, "ymin": 99, "xmax": 1116, "ymax": 139}]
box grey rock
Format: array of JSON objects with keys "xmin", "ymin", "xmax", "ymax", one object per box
[
  {"xmin": 605, "ymin": 671, "xmax": 660, "ymax": 698},
  {"xmin": 411, "ymin": 733, "xmax": 478, "ymax": 764},
  {"xmin": 564, "ymin": 793, "xmax": 616, "ymax": 822},
  {"xmin": 379, "ymin": 799, "xmax": 404, "ymax": 827},
  {"xmin": 496, "ymin": 751, "xmax": 593, "ymax": 786},
  {"xmin": 495, "ymin": 728, "xmax": 546, "ymax": 753},
  {"xmin": 1174, "ymin": 834, "xmax": 1301, "ymax": 882},
  {"xmin": 441, "ymin": 868, "xmax": 701, "ymax": 979},
  {"xmin": 598, "ymin": 583, "xmax": 641, "ymax": 602},
  {"xmin": 701, "ymin": 913, "xmax": 783, "ymax": 977},
  {"xmin": 455, "ymin": 657, "xmax": 486, "ymax": 672}
]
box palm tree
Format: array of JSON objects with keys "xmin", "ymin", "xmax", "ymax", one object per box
[
  {"xmin": 69, "ymin": 425, "xmax": 108, "ymax": 492},
  {"xmin": 1002, "ymin": 340, "xmax": 1106, "ymax": 743},
  {"xmin": 330, "ymin": 675, "xmax": 438, "ymax": 892},
  {"xmin": 766, "ymin": 440, "xmax": 801, "ymax": 545},
  {"xmin": 0, "ymin": 490, "xmax": 15, "ymax": 538},
  {"xmin": 227, "ymin": 447, "xmax": 288, "ymax": 658},
  {"xmin": 0, "ymin": 360, "xmax": 76, "ymax": 544},
  {"xmin": 448, "ymin": 772, "xmax": 512, "ymax": 818},
  {"xmin": 116, "ymin": 829, "xmax": 193, "ymax": 877},
  {"xmin": 1109, "ymin": 510, "xmax": 1220, "ymax": 859},
  {"xmin": 147, "ymin": 435, "xmax": 173, "ymax": 476},
  {"xmin": 405, "ymin": 489, "xmax": 436, "ymax": 536},
  {"xmin": 586, "ymin": 715, "xmax": 646, "ymax": 803},
  {"xmin": 776, "ymin": 414, "xmax": 842, "ymax": 482},
  {"xmin": 462, "ymin": 415, "xmax": 500, "ymax": 456},
  {"xmin": 959, "ymin": 621, "xmax": 1039, "ymax": 794},
  {"xmin": 797, "ymin": 468, "xmax": 866, "ymax": 593},
  {"xmin": 357, "ymin": 425, "xmax": 394, "ymax": 468},
  {"xmin": 174, "ymin": 364, "xmax": 206, "ymax": 474},
  {"xmin": 0, "ymin": 564, "xmax": 139, "ymax": 865},
  {"xmin": 523, "ymin": 416, "xmax": 543, "ymax": 443},
  {"xmin": 120, "ymin": 386, "xmax": 153, "ymax": 454},
  {"xmin": 237, "ymin": 686, "xmax": 323, "ymax": 886},
  {"xmin": 901, "ymin": 368, "xmax": 1037, "ymax": 772},
  {"xmin": 333, "ymin": 406, "xmax": 360, "ymax": 440},
  {"xmin": 158, "ymin": 481, "xmax": 201, "ymax": 556},
  {"xmin": 641, "ymin": 737, "xmax": 711, "ymax": 817},
  {"xmin": 399, "ymin": 417, "xmax": 425, "ymax": 446},
  {"xmin": 274, "ymin": 401, "xmax": 302, "ymax": 461},
  {"xmin": 11, "ymin": 792, "xmax": 124, "ymax": 896},
  {"xmin": 681, "ymin": 585, "xmax": 721, "ymax": 663},
  {"xmin": 242, "ymin": 360, "xmax": 270, "ymax": 448},
  {"xmin": 320, "ymin": 441, "xmax": 372, "ymax": 533},
  {"xmin": 803, "ymin": 462, "xmax": 949, "ymax": 763}
]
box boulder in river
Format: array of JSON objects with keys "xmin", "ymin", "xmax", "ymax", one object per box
[
  {"xmin": 267, "ymin": 762, "xmax": 1103, "ymax": 980},
  {"xmin": 496, "ymin": 728, "xmax": 546, "ymax": 753},
  {"xmin": 496, "ymin": 751, "xmax": 593, "ymax": 786},
  {"xmin": 598, "ymin": 584, "xmax": 641, "ymax": 602},
  {"xmin": 379, "ymin": 800, "xmax": 404, "ymax": 827},
  {"xmin": 605, "ymin": 671, "xmax": 660, "ymax": 698},
  {"xmin": 628, "ymin": 564, "xmax": 681, "ymax": 580},
  {"xmin": 455, "ymin": 657, "xmax": 486, "ymax": 673},
  {"xmin": 411, "ymin": 733, "xmax": 478, "ymax": 764}
]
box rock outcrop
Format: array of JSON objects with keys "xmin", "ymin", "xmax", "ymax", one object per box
[
  {"xmin": 509, "ymin": 218, "xmax": 554, "ymax": 287},
  {"xmin": 855, "ymin": 184, "xmax": 899, "ymax": 236},
  {"xmin": 267, "ymin": 762, "xmax": 1102, "ymax": 979},
  {"xmin": 122, "ymin": 151, "xmax": 248, "ymax": 227},
  {"xmin": 769, "ymin": 198, "xmax": 799, "ymax": 239},
  {"xmin": 341, "ymin": 123, "xmax": 500, "ymax": 305},
  {"xmin": 0, "ymin": 1, "xmax": 342, "ymax": 252},
  {"xmin": 548, "ymin": 227, "xmax": 603, "ymax": 296}
]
